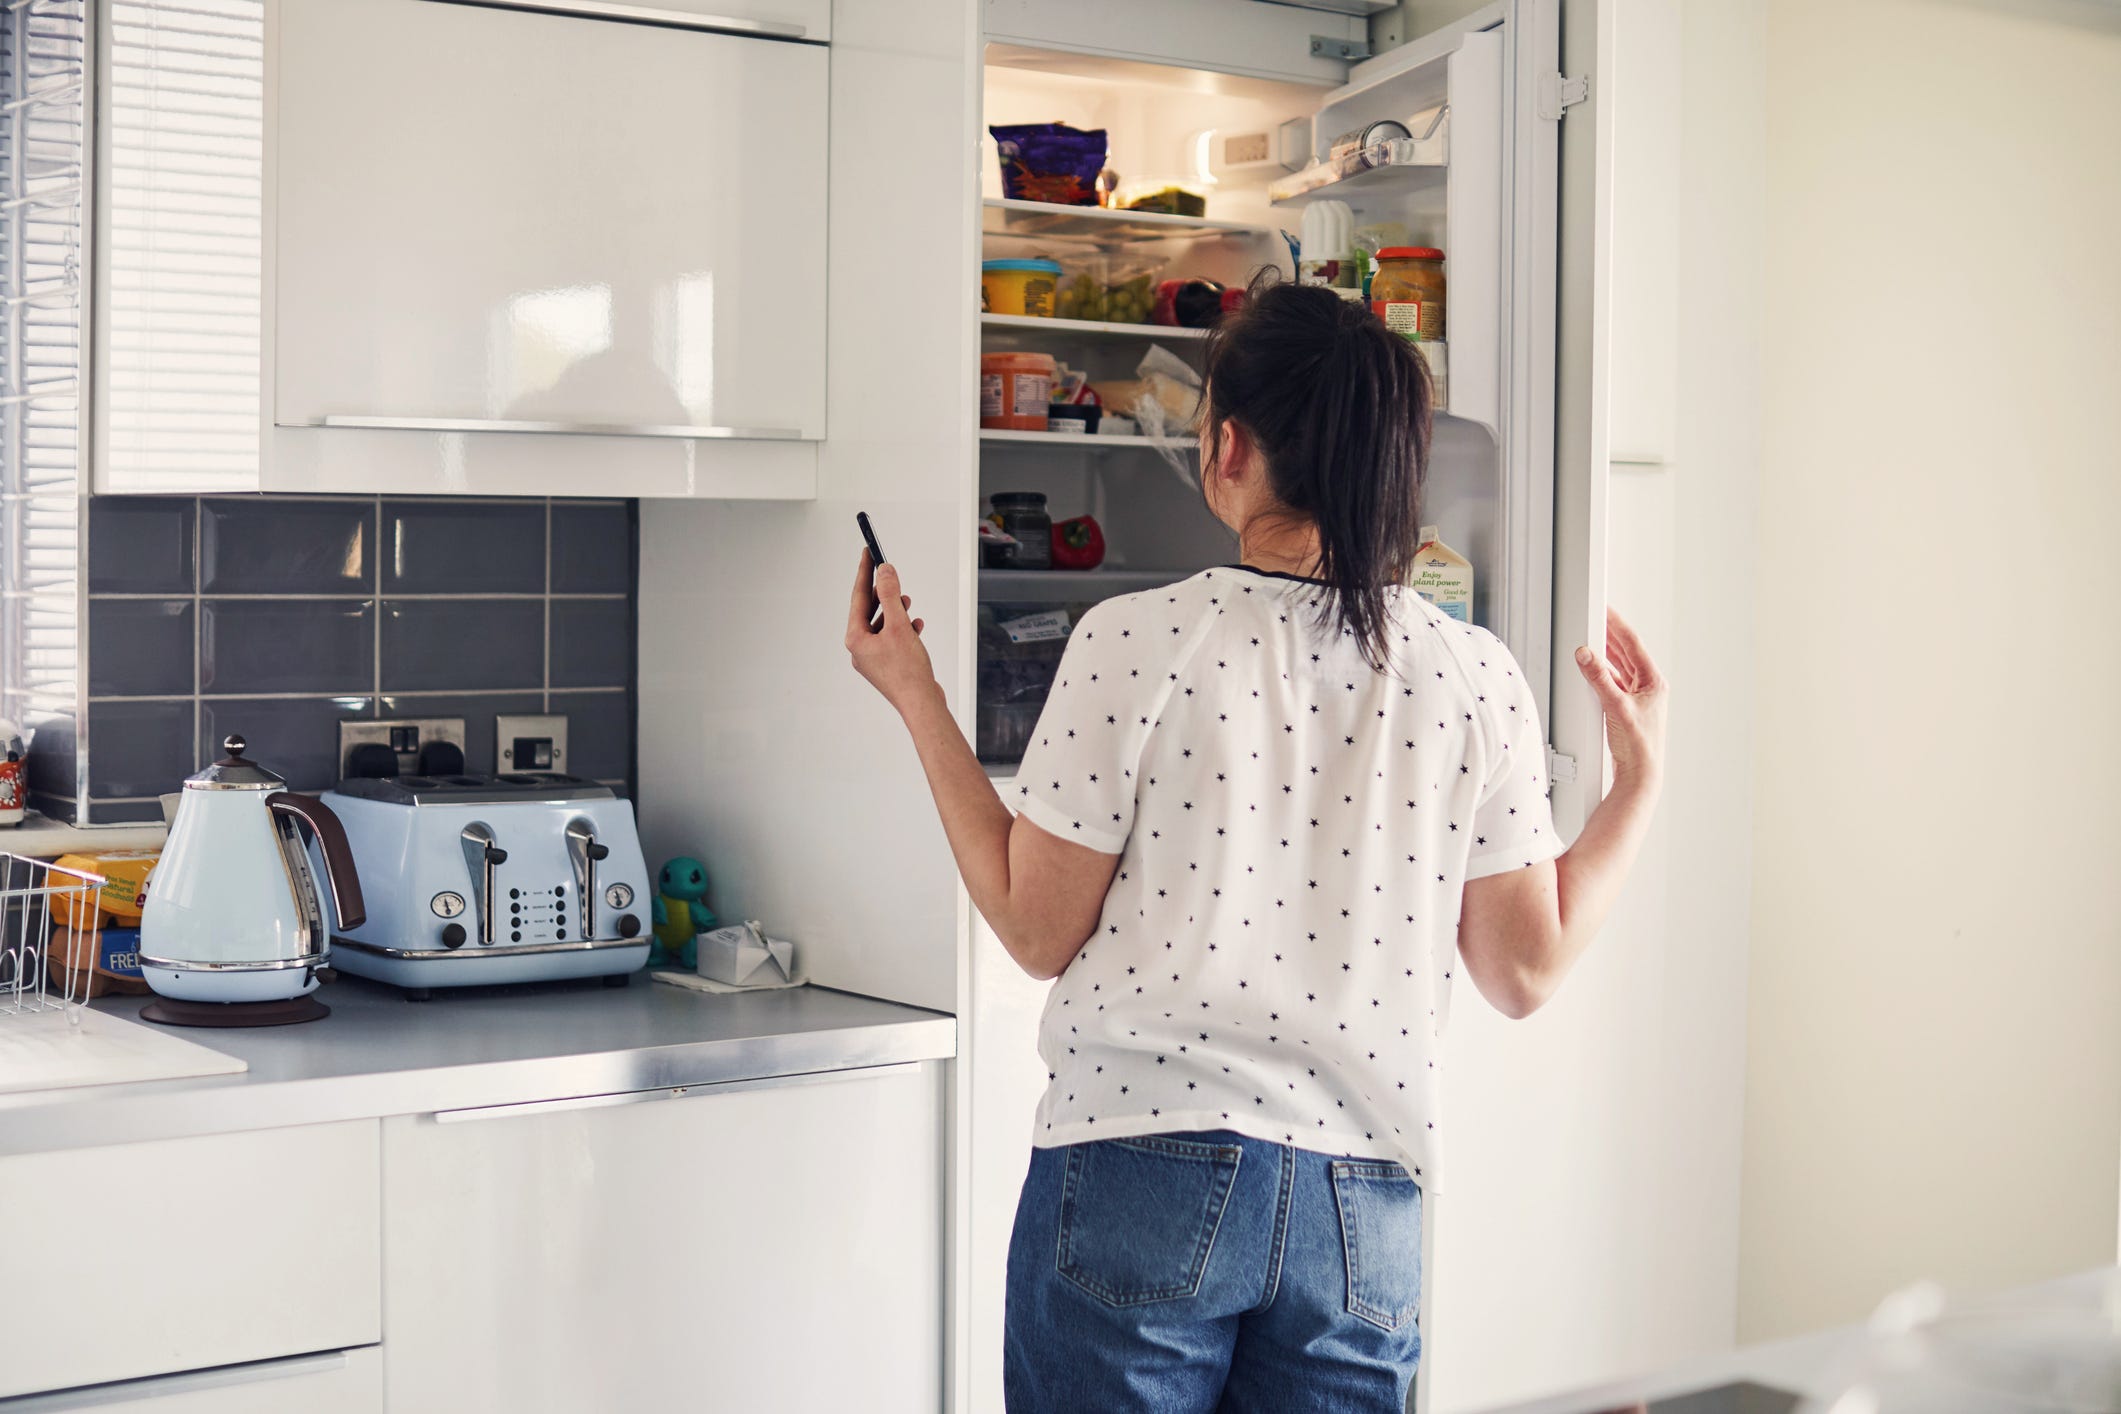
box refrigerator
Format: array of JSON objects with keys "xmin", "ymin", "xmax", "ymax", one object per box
[{"xmin": 963, "ymin": 1, "xmax": 1615, "ymax": 1409}]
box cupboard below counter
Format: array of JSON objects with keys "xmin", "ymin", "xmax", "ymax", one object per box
[{"xmin": 0, "ymin": 979, "xmax": 954, "ymax": 1410}]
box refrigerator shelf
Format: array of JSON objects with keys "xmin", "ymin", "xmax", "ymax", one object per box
[
  {"xmin": 980, "ymin": 428, "xmax": 1196, "ymax": 455},
  {"xmin": 981, "ymin": 313, "xmax": 1209, "ymax": 343},
  {"xmin": 1269, "ymin": 111, "xmax": 1450, "ymax": 207},
  {"xmin": 983, "ymin": 197, "xmax": 1280, "ymax": 247},
  {"xmin": 980, "ymin": 567, "xmax": 1194, "ymax": 601}
]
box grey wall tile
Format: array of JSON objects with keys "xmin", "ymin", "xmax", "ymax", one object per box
[
  {"xmin": 202, "ymin": 600, "xmax": 375, "ymax": 695},
  {"xmin": 200, "ymin": 696, "xmax": 374, "ymax": 793},
  {"xmin": 89, "ymin": 599, "xmax": 194, "ymax": 697},
  {"xmin": 549, "ymin": 599, "xmax": 631, "ymax": 688},
  {"xmin": 23, "ymin": 712, "xmax": 76, "ymax": 798},
  {"xmin": 29, "ymin": 791, "xmax": 79, "ymax": 825},
  {"xmin": 86, "ymin": 699, "xmax": 195, "ymax": 797},
  {"xmin": 377, "ymin": 692, "xmax": 544, "ymax": 776},
  {"xmin": 380, "ymin": 600, "xmax": 543, "ymax": 692},
  {"xmin": 89, "ymin": 498, "xmax": 194, "ymax": 593},
  {"xmin": 550, "ymin": 501, "xmax": 632, "ymax": 594},
  {"xmin": 87, "ymin": 799, "xmax": 167, "ymax": 825},
  {"xmin": 202, "ymin": 498, "xmax": 374, "ymax": 594},
  {"xmin": 549, "ymin": 691, "xmax": 631, "ymax": 781},
  {"xmin": 383, "ymin": 500, "xmax": 545, "ymax": 594}
]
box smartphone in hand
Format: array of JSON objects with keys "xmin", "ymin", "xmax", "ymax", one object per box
[{"xmin": 856, "ymin": 512, "xmax": 887, "ymax": 632}]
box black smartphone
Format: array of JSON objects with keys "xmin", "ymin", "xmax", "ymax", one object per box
[{"xmin": 856, "ymin": 511, "xmax": 887, "ymax": 631}]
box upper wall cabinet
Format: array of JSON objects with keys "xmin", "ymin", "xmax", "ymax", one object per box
[{"xmin": 96, "ymin": 0, "xmax": 829, "ymax": 498}]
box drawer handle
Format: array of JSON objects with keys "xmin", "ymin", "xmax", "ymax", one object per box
[
  {"xmin": 283, "ymin": 415, "xmax": 807, "ymax": 441},
  {"xmin": 431, "ymin": 1062, "xmax": 921, "ymax": 1124},
  {"xmin": 420, "ymin": 0, "xmax": 813, "ymax": 42}
]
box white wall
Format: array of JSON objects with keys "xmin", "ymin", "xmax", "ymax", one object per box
[
  {"xmin": 1422, "ymin": 2, "xmax": 1765, "ymax": 1407},
  {"xmin": 635, "ymin": 0, "xmax": 980, "ymax": 1017},
  {"xmin": 1739, "ymin": 0, "xmax": 2121, "ymax": 1342}
]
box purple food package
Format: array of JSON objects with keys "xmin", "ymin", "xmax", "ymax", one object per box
[{"xmin": 991, "ymin": 123, "xmax": 1109, "ymax": 207}]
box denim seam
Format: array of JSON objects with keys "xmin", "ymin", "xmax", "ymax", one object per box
[
  {"xmin": 1331, "ymin": 1166, "xmax": 1419, "ymax": 1331},
  {"xmin": 1252, "ymin": 1143, "xmax": 1297, "ymax": 1314},
  {"xmin": 1056, "ymin": 1143, "xmax": 1243, "ymax": 1308}
]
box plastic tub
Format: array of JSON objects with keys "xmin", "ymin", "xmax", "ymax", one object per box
[
  {"xmin": 980, "ymin": 353, "xmax": 1056, "ymax": 430},
  {"xmin": 981, "ymin": 259, "xmax": 1062, "ymax": 318}
]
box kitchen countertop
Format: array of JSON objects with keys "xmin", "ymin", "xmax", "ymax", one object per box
[
  {"xmin": 0, "ymin": 974, "xmax": 955, "ymax": 1157},
  {"xmin": 1469, "ymin": 1267, "xmax": 2116, "ymax": 1413},
  {"xmin": 0, "ymin": 812, "xmax": 167, "ymax": 859}
]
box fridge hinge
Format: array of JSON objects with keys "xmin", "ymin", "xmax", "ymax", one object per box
[
  {"xmin": 1310, "ymin": 33, "xmax": 1372, "ymax": 61},
  {"xmin": 1537, "ymin": 72, "xmax": 1590, "ymax": 120},
  {"xmin": 1546, "ymin": 746, "xmax": 1578, "ymax": 785}
]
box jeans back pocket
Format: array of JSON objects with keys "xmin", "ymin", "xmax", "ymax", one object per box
[
  {"xmin": 1330, "ymin": 1160, "xmax": 1423, "ymax": 1331},
  {"xmin": 1056, "ymin": 1135, "xmax": 1242, "ymax": 1307}
]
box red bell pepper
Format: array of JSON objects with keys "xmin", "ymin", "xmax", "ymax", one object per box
[{"xmin": 1050, "ymin": 515, "xmax": 1106, "ymax": 570}]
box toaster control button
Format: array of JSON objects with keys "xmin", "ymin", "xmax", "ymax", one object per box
[
  {"xmin": 431, "ymin": 892, "xmax": 467, "ymax": 920},
  {"xmin": 441, "ymin": 923, "xmax": 467, "ymax": 950},
  {"xmin": 618, "ymin": 913, "xmax": 642, "ymax": 938}
]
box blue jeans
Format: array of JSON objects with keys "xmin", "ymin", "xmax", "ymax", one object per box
[{"xmin": 1004, "ymin": 1131, "xmax": 1423, "ymax": 1413}]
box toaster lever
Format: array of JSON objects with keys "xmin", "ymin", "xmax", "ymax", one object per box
[
  {"xmin": 460, "ymin": 823, "xmax": 505, "ymax": 947},
  {"xmin": 565, "ymin": 818, "xmax": 604, "ymax": 941}
]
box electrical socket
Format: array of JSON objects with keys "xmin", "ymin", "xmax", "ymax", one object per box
[
  {"xmin": 496, "ymin": 714, "xmax": 569, "ymax": 775},
  {"xmin": 337, "ymin": 718, "xmax": 468, "ymax": 778}
]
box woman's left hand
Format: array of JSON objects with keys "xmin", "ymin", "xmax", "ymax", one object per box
[{"xmin": 844, "ymin": 551, "xmax": 936, "ymax": 715}]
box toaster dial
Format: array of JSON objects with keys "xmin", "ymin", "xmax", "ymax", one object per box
[
  {"xmin": 605, "ymin": 883, "xmax": 634, "ymax": 909},
  {"xmin": 431, "ymin": 891, "xmax": 467, "ymax": 920}
]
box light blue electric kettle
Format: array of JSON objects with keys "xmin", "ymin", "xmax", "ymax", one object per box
[{"xmin": 139, "ymin": 735, "xmax": 365, "ymax": 1019}]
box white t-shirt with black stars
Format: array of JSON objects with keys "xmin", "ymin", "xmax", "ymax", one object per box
[{"xmin": 1011, "ymin": 566, "xmax": 1562, "ymax": 1189}]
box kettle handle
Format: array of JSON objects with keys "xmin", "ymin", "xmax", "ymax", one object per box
[{"xmin": 269, "ymin": 792, "xmax": 367, "ymax": 932}]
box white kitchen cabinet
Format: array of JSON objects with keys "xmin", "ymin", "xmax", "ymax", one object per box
[
  {"xmin": 0, "ymin": 1122, "xmax": 381, "ymax": 1399},
  {"xmin": 376, "ymin": 1063, "xmax": 947, "ymax": 1413},
  {"xmin": 0, "ymin": 1350, "xmax": 382, "ymax": 1413},
  {"xmin": 274, "ymin": 0, "xmax": 826, "ymax": 451},
  {"xmin": 96, "ymin": 0, "xmax": 829, "ymax": 497}
]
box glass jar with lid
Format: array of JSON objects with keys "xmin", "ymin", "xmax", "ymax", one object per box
[
  {"xmin": 1369, "ymin": 247, "xmax": 1445, "ymax": 342},
  {"xmin": 987, "ymin": 492, "xmax": 1052, "ymax": 570}
]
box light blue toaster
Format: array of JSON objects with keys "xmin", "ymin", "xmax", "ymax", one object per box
[{"xmin": 314, "ymin": 772, "xmax": 651, "ymax": 995}]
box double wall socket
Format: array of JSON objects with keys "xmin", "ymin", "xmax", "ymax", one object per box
[{"xmin": 338, "ymin": 718, "xmax": 468, "ymax": 778}]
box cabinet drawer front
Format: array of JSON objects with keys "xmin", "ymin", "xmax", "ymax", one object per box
[
  {"xmin": 275, "ymin": 0, "xmax": 828, "ymax": 440},
  {"xmin": 0, "ymin": 1124, "xmax": 381, "ymax": 1400},
  {"xmin": 0, "ymin": 1349, "xmax": 382, "ymax": 1413}
]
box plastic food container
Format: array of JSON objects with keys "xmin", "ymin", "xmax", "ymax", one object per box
[
  {"xmin": 1370, "ymin": 247, "xmax": 1445, "ymax": 342},
  {"xmin": 982, "ymin": 259, "xmax": 1062, "ymax": 318},
  {"xmin": 980, "ymin": 352, "xmax": 1056, "ymax": 430}
]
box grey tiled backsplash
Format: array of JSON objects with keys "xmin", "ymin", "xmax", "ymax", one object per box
[{"xmin": 53, "ymin": 495, "xmax": 637, "ymax": 822}]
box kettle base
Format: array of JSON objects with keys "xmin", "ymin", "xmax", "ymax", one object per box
[{"xmin": 140, "ymin": 995, "xmax": 330, "ymax": 1028}]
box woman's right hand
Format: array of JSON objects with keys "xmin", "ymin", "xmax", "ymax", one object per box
[{"xmin": 1573, "ymin": 608, "xmax": 1667, "ymax": 786}]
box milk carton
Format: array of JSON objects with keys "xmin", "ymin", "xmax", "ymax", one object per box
[{"xmin": 1410, "ymin": 528, "xmax": 1473, "ymax": 622}]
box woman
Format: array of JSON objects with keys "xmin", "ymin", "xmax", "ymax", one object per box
[{"xmin": 845, "ymin": 282, "xmax": 1666, "ymax": 1412}]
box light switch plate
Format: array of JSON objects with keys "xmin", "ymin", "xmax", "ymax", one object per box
[
  {"xmin": 497, "ymin": 714, "xmax": 569, "ymax": 774},
  {"xmin": 338, "ymin": 718, "xmax": 468, "ymax": 778}
]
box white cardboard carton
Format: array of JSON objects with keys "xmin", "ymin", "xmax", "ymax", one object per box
[
  {"xmin": 1410, "ymin": 528, "xmax": 1473, "ymax": 622},
  {"xmin": 696, "ymin": 921, "xmax": 799, "ymax": 988}
]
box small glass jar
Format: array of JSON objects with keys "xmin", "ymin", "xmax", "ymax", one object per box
[
  {"xmin": 1369, "ymin": 246, "xmax": 1445, "ymax": 342},
  {"xmin": 988, "ymin": 492, "xmax": 1052, "ymax": 570}
]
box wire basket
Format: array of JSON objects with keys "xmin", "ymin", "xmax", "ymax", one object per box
[{"xmin": 0, "ymin": 852, "xmax": 107, "ymax": 1019}]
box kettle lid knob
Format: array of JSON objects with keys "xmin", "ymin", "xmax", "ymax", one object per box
[{"xmin": 222, "ymin": 734, "xmax": 247, "ymax": 760}]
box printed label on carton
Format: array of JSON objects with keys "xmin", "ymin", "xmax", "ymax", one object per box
[{"xmin": 1410, "ymin": 529, "xmax": 1473, "ymax": 624}]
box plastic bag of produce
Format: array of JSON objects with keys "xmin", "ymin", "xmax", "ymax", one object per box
[
  {"xmin": 991, "ymin": 123, "xmax": 1108, "ymax": 207},
  {"xmin": 1054, "ymin": 254, "xmax": 1161, "ymax": 324}
]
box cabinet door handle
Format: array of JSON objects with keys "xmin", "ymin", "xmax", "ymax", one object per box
[
  {"xmin": 281, "ymin": 416, "xmax": 808, "ymax": 441},
  {"xmin": 420, "ymin": 0, "xmax": 813, "ymax": 42},
  {"xmin": 431, "ymin": 1062, "xmax": 921, "ymax": 1124}
]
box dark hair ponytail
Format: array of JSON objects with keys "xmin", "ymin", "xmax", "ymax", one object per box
[{"xmin": 1201, "ymin": 273, "xmax": 1433, "ymax": 670}]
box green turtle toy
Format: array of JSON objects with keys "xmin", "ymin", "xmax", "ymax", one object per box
[{"xmin": 650, "ymin": 856, "xmax": 717, "ymax": 969}]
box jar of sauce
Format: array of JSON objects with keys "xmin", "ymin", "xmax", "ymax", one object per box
[
  {"xmin": 988, "ymin": 492, "xmax": 1052, "ymax": 570},
  {"xmin": 1369, "ymin": 247, "xmax": 1445, "ymax": 343}
]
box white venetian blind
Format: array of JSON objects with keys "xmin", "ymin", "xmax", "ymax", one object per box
[
  {"xmin": 1, "ymin": 0, "xmax": 86, "ymax": 747},
  {"xmin": 104, "ymin": 0, "xmax": 262, "ymax": 491}
]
